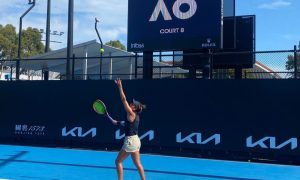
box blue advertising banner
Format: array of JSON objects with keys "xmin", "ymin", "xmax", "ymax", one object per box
[
  {"xmin": 0, "ymin": 80, "xmax": 299, "ymax": 164},
  {"xmin": 127, "ymin": 0, "xmax": 223, "ymax": 51}
]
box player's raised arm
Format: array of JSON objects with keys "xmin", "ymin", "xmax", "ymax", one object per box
[{"xmin": 114, "ymin": 79, "xmax": 135, "ymax": 120}]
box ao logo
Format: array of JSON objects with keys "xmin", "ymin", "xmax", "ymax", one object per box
[{"xmin": 149, "ymin": 0, "xmax": 197, "ymax": 22}]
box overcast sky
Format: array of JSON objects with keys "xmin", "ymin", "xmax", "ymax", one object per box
[{"xmin": 0, "ymin": 0, "xmax": 299, "ymax": 51}]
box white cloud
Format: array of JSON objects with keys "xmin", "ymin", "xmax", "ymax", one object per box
[{"xmin": 258, "ymin": 0, "xmax": 291, "ymax": 9}]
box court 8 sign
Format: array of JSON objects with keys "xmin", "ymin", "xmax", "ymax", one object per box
[{"xmin": 128, "ymin": 0, "xmax": 222, "ymax": 52}]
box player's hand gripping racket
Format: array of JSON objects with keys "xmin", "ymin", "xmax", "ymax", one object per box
[{"xmin": 92, "ymin": 99, "xmax": 124, "ymax": 126}]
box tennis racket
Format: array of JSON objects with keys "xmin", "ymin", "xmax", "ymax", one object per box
[
  {"xmin": 93, "ymin": 99, "xmax": 114, "ymax": 122},
  {"xmin": 93, "ymin": 99, "xmax": 108, "ymax": 115},
  {"xmin": 92, "ymin": 99, "xmax": 124, "ymax": 126}
]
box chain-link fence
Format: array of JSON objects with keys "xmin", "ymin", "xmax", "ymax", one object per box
[{"xmin": 0, "ymin": 49, "xmax": 299, "ymax": 80}]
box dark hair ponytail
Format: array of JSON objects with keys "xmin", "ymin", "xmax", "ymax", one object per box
[{"xmin": 135, "ymin": 104, "xmax": 146, "ymax": 113}]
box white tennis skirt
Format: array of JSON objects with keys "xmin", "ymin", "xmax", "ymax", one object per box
[{"xmin": 122, "ymin": 135, "xmax": 141, "ymax": 152}]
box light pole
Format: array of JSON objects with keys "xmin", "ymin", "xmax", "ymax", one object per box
[
  {"xmin": 45, "ymin": 0, "xmax": 51, "ymax": 53},
  {"xmin": 95, "ymin": 18, "xmax": 104, "ymax": 79},
  {"xmin": 16, "ymin": 0, "xmax": 36, "ymax": 80},
  {"xmin": 66, "ymin": 0, "xmax": 74, "ymax": 80}
]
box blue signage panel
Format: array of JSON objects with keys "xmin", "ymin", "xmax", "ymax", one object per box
[
  {"xmin": 127, "ymin": 0, "xmax": 223, "ymax": 52},
  {"xmin": 1, "ymin": 80, "xmax": 300, "ymax": 165}
]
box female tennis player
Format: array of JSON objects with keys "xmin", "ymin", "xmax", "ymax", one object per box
[{"xmin": 114, "ymin": 78, "xmax": 146, "ymax": 180}]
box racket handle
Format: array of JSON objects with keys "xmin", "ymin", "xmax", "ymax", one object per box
[
  {"xmin": 106, "ymin": 113, "xmax": 114, "ymax": 122},
  {"xmin": 106, "ymin": 113, "xmax": 125, "ymax": 126}
]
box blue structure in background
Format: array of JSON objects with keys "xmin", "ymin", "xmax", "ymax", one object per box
[{"xmin": 0, "ymin": 80, "xmax": 299, "ymax": 165}]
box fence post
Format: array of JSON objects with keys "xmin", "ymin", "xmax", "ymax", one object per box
[
  {"xmin": 235, "ymin": 66, "xmax": 242, "ymax": 79},
  {"xmin": 44, "ymin": 69, "xmax": 49, "ymax": 81},
  {"xmin": 210, "ymin": 51, "xmax": 214, "ymax": 79},
  {"xmin": 72, "ymin": 54, "xmax": 75, "ymax": 80},
  {"xmin": 100, "ymin": 51, "xmax": 103, "ymax": 80},
  {"xmin": 294, "ymin": 45, "xmax": 298, "ymax": 79},
  {"xmin": 16, "ymin": 59, "xmax": 20, "ymax": 80},
  {"xmin": 172, "ymin": 51, "xmax": 175, "ymax": 66},
  {"xmin": 83, "ymin": 47, "xmax": 88, "ymax": 80},
  {"xmin": 10, "ymin": 64, "xmax": 13, "ymax": 81},
  {"xmin": 135, "ymin": 52, "xmax": 138, "ymax": 79},
  {"xmin": 203, "ymin": 50, "xmax": 212, "ymax": 79},
  {"xmin": 109, "ymin": 52, "xmax": 112, "ymax": 80}
]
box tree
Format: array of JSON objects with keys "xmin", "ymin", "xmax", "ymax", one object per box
[
  {"xmin": 21, "ymin": 27, "xmax": 45, "ymax": 57},
  {"xmin": 0, "ymin": 24, "xmax": 18, "ymax": 59},
  {"xmin": 0, "ymin": 24, "xmax": 45, "ymax": 59},
  {"xmin": 285, "ymin": 54, "xmax": 300, "ymax": 71},
  {"xmin": 105, "ymin": 40, "xmax": 126, "ymax": 51}
]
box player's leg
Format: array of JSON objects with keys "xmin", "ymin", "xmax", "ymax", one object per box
[
  {"xmin": 115, "ymin": 149, "xmax": 130, "ymax": 180},
  {"xmin": 131, "ymin": 151, "xmax": 145, "ymax": 180}
]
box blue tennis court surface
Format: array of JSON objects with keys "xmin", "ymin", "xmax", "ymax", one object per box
[{"xmin": 0, "ymin": 145, "xmax": 299, "ymax": 180}]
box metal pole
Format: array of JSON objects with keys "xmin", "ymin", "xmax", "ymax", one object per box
[
  {"xmin": 235, "ymin": 67, "xmax": 242, "ymax": 79},
  {"xmin": 294, "ymin": 45, "xmax": 298, "ymax": 79},
  {"xmin": 203, "ymin": 49, "xmax": 212, "ymax": 79},
  {"xmin": 66, "ymin": 0, "xmax": 74, "ymax": 80},
  {"xmin": 95, "ymin": 18, "xmax": 103, "ymax": 46},
  {"xmin": 159, "ymin": 51, "xmax": 162, "ymax": 63},
  {"xmin": 83, "ymin": 47, "xmax": 88, "ymax": 80},
  {"xmin": 159, "ymin": 51, "xmax": 162, "ymax": 78},
  {"xmin": 109, "ymin": 52, "xmax": 112, "ymax": 80},
  {"xmin": 135, "ymin": 53, "xmax": 138, "ymax": 79},
  {"xmin": 95, "ymin": 18, "xmax": 103, "ymax": 80},
  {"xmin": 100, "ymin": 52, "xmax": 103, "ymax": 80},
  {"xmin": 45, "ymin": 0, "xmax": 51, "ymax": 53},
  {"xmin": 172, "ymin": 51, "xmax": 175, "ymax": 66},
  {"xmin": 129, "ymin": 57, "xmax": 133, "ymax": 80},
  {"xmin": 72, "ymin": 54, "xmax": 75, "ymax": 80},
  {"xmin": 10, "ymin": 65, "xmax": 13, "ymax": 81},
  {"xmin": 17, "ymin": 0, "xmax": 36, "ymax": 80},
  {"xmin": 210, "ymin": 50, "xmax": 214, "ymax": 79}
]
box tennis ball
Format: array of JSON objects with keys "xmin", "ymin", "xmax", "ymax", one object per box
[{"xmin": 100, "ymin": 48, "xmax": 105, "ymax": 53}]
